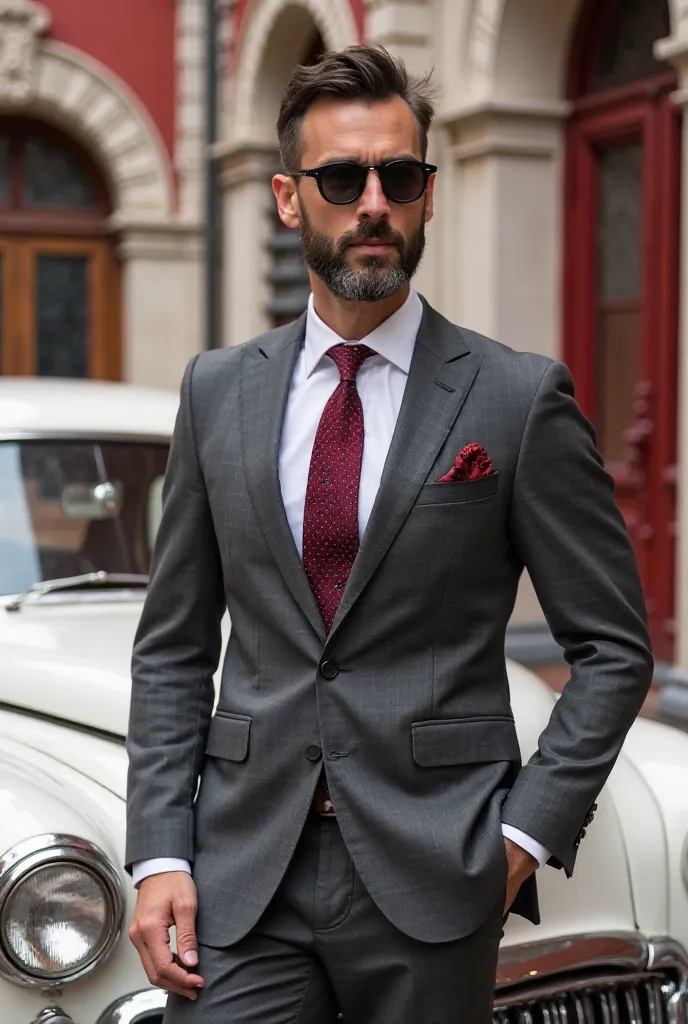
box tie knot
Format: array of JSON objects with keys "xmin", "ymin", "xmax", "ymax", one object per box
[{"xmin": 327, "ymin": 344, "xmax": 375, "ymax": 383}]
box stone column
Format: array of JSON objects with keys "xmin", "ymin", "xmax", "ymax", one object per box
[
  {"xmin": 113, "ymin": 220, "xmax": 204, "ymax": 389},
  {"xmin": 216, "ymin": 140, "xmax": 277, "ymax": 347},
  {"xmin": 437, "ymin": 98, "xmax": 568, "ymax": 358}
]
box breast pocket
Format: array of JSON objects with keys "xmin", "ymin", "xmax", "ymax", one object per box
[{"xmin": 414, "ymin": 472, "xmax": 499, "ymax": 507}]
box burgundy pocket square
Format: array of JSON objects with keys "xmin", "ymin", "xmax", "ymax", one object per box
[{"xmin": 436, "ymin": 443, "xmax": 494, "ymax": 483}]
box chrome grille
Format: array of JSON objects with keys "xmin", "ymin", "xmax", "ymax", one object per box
[{"xmin": 495, "ymin": 972, "xmax": 686, "ymax": 1024}]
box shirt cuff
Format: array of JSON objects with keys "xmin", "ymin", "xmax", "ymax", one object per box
[
  {"xmin": 132, "ymin": 858, "xmax": 192, "ymax": 889},
  {"xmin": 501, "ymin": 824, "xmax": 551, "ymax": 868}
]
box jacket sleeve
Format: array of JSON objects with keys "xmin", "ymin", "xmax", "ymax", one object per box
[
  {"xmin": 501, "ymin": 360, "xmax": 654, "ymax": 875},
  {"xmin": 125, "ymin": 355, "xmax": 225, "ymax": 871}
]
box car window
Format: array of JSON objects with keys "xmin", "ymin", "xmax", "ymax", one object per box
[{"xmin": 0, "ymin": 440, "xmax": 169, "ymax": 595}]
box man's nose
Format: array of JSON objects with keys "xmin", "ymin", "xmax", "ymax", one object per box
[{"xmin": 357, "ymin": 169, "xmax": 391, "ymax": 220}]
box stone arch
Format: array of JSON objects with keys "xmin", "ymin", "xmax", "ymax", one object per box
[
  {"xmin": 230, "ymin": 0, "xmax": 358, "ymax": 141},
  {"xmin": 465, "ymin": 0, "xmax": 683, "ymax": 102},
  {"xmin": 2, "ymin": 40, "xmax": 174, "ymax": 217}
]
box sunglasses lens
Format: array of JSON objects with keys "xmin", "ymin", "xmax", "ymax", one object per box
[
  {"xmin": 320, "ymin": 164, "xmax": 365, "ymax": 204},
  {"xmin": 381, "ymin": 162, "xmax": 426, "ymax": 202}
]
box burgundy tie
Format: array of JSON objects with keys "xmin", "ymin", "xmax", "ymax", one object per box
[{"xmin": 302, "ymin": 343, "xmax": 375, "ymax": 632}]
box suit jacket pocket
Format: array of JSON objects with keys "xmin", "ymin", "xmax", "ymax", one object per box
[
  {"xmin": 415, "ymin": 472, "xmax": 499, "ymax": 506},
  {"xmin": 411, "ymin": 716, "xmax": 519, "ymax": 767},
  {"xmin": 205, "ymin": 711, "xmax": 252, "ymax": 762}
]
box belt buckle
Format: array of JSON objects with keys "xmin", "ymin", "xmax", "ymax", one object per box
[
  {"xmin": 313, "ymin": 787, "xmax": 336, "ymax": 817},
  {"xmin": 319, "ymin": 796, "xmax": 336, "ymax": 817}
]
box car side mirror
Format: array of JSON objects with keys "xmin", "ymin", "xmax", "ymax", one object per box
[{"xmin": 61, "ymin": 481, "xmax": 122, "ymax": 520}]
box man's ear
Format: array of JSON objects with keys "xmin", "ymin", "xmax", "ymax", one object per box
[
  {"xmin": 273, "ymin": 174, "xmax": 301, "ymax": 230},
  {"xmin": 424, "ymin": 172, "xmax": 436, "ymax": 224}
]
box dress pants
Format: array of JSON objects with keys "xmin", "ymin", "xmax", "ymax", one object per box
[{"xmin": 165, "ymin": 815, "xmax": 506, "ymax": 1024}]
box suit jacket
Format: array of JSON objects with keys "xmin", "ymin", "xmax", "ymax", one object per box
[{"xmin": 125, "ymin": 298, "xmax": 653, "ymax": 947}]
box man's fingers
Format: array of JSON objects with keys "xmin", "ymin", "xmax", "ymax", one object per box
[
  {"xmin": 150, "ymin": 955, "xmax": 204, "ymax": 993},
  {"xmin": 173, "ymin": 891, "xmax": 200, "ymax": 968},
  {"xmin": 130, "ymin": 916, "xmax": 204, "ymax": 995},
  {"xmin": 135, "ymin": 928, "xmax": 204, "ymax": 994},
  {"xmin": 135, "ymin": 943, "xmax": 198, "ymax": 999}
]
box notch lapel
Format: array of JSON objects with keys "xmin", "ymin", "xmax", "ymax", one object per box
[
  {"xmin": 240, "ymin": 314, "xmax": 327, "ymax": 643},
  {"xmin": 329, "ymin": 301, "xmax": 483, "ymax": 638}
]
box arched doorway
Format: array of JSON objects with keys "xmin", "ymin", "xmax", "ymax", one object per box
[
  {"xmin": 0, "ymin": 117, "xmax": 120, "ymax": 379},
  {"xmin": 564, "ymin": 0, "xmax": 680, "ymax": 662}
]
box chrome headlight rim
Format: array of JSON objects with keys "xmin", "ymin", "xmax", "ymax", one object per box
[{"xmin": 0, "ymin": 833, "xmax": 125, "ymax": 988}]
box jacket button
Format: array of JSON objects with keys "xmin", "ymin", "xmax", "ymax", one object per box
[
  {"xmin": 320, "ymin": 660, "xmax": 339, "ymax": 680},
  {"xmin": 305, "ymin": 745, "xmax": 323, "ymax": 762}
]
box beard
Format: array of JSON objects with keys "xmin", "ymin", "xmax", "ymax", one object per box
[{"xmin": 299, "ymin": 205, "xmax": 426, "ymax": 302}]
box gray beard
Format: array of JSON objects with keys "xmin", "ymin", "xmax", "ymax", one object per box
[
  {"xmin": 319, "ymin": 260, "xmax": 410, "ymax": 302},
  {"xmin": 299, "ymin": 207, "xmax": 426, "ymax": 303}
]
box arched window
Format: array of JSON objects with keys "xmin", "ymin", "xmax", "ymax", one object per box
[
  {"xmin": 0, "ymin": 118, "xmax": 121, "ymax": 379},
  {"xmin": 564, "ymin": 0, "xmax": 679, "ymax": 661}
]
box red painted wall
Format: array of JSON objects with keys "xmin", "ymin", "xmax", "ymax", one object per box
[{"xmin": 42, "ymin": 0, "xmax": 175, "ymax": 159}]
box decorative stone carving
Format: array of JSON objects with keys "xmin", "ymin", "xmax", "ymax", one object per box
[{"xmin": 0, "ymin": 0, "xmax": 50, "ymax": 103}]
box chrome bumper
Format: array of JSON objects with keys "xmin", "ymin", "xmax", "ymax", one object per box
[{"xmin": 95, "ymin": 988, "xmax": 168, "ymax": 1024}]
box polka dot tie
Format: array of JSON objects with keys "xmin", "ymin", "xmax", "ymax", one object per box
[{"xmin": 303, "ymin": 343, "xmax": 376, "ymax": 633}]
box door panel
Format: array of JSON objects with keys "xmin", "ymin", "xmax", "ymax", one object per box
[
  {"xmin": 35, "ymin": 253, "xmax": 89, "ymax": 377},
  {"xmin": 565, "ymin": 85, "xmax": 680, "ymax": 661},
  {"xmin": 0, "ymin": 236, "xmax": 117, "ymax": 380}
]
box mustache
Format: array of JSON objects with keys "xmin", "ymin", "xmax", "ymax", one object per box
[{"xmin": 338, "ymin": 221, "xmax": 405, "ymax": 251}]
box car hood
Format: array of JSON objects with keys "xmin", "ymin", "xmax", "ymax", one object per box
[
  {"xmin": 0, "ymin": 597, "xmax": 143, "ymax": 737},
  {"xmin": 1, "ymin": 600, "xmax": 644, "ymax": 939}
]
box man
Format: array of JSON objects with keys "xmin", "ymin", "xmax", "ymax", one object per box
[{"xmin": 126, "ymin": 45, "xmax": 653, "ymax": 1023}]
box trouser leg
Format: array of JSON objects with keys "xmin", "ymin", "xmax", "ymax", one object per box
[
  {"xmin": 314, "ymin": 820, "xmax": 505, "ymax": 1024},
  {"xmin": 164, "ymin": 818, "xmax": 340, "ymax": 1023},
  {"xmin": 163, "ymin": 936, "xmax": 338, "ymax": 1024}
]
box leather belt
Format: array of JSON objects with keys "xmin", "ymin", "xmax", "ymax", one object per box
[{"xmin": 311, "ymin": 782, "xmax": 336, "ymax": 817}]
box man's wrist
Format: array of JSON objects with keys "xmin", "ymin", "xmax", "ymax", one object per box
[
  {"xmin": 132, "ymin": 858, "xmax": 192, "ymax": 889},
  {"xmin": 501, "ymin": 824, "xmax": 551, "ymax": 869}
]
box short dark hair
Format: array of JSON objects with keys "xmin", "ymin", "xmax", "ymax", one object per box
[{"xmin": 277, "ymin": 45, "xmax": 437, "ymax": 171}]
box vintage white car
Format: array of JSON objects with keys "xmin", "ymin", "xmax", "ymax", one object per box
[{"xmin": 1, "ymin": 376, "xmax": 688, "ymax": 1024}]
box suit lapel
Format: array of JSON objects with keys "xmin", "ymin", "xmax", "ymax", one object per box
[
  {"xmin": 241, "ymin": 314, "xmax": 327, "ymax": 642},
  {"xmin": 329, "ymin": 300, "xmax": 482, "ymax": 638}
]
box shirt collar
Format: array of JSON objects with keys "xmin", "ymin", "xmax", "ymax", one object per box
[{"xmin": 304, "ymin": 288, "xmax": 423, "ymax": 378}]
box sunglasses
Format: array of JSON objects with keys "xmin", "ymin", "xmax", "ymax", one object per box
[{"xmin": 289, "ymin": 159, "xmax": 437, "ymax": 205}]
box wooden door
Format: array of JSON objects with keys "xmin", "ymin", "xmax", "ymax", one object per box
[
  {"xmin": 0, "ymin": 236, "xmax": 120, "ymax": 379},
  {"xmin": 565, "ymin": 0, "xmax": 680, "ymax": 661}
]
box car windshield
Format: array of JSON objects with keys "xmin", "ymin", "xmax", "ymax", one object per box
[{"xmin": 0, "ymin": 439, "xmax": 169, "ymax": 596}]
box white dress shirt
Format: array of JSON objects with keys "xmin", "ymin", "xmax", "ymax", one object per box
[{"xmin": 133, "ymin": 289, "xmax": 550, "ymax": 888}]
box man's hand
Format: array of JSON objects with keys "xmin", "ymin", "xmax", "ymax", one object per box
[
  {"xmin": 503, "ymin": 837, "xmax": 538, "ymax": 915},
  {"xmin": 129, "ymin": 872, "xmax": 205, "ymax": 1000}
]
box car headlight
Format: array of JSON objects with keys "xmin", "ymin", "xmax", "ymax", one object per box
[{"xmin": 0, "ymin": 834, "xmax": 124, "ymax": 987}]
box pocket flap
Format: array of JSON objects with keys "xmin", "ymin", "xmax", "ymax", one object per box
[
  {"xmin": 411, "ymin": 716, "xmax": 519, "ymax": 767},
  {"xmin": 205, "ymin": 712, "xmax": 251, "ymax": 762},
  {"xmin": 415, "ymin": 472, "xmax": 499, "ymax": 506}
]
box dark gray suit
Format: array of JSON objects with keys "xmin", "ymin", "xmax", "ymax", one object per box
[{"xmin": 126, "ymin": 299, "xmax": 653, "ymax": 1017}]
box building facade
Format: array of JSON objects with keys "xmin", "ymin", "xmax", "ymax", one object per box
[
  {"xmin": 0, "ymin": 0, "xmax": 204, "ymax": 389},
  {"xmin": 3, "ymin": 0, "xmax": 688, "ymax": 678}
]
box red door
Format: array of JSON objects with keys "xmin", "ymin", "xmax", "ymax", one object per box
[{"xmin": 565, "ymin": 0, "xmax": 680, "ymax": 662}]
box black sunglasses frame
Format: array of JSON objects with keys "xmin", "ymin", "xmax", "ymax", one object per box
[{"xmin": 288, "ymin": 159, "xmax": 438, "ymax": 205}]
